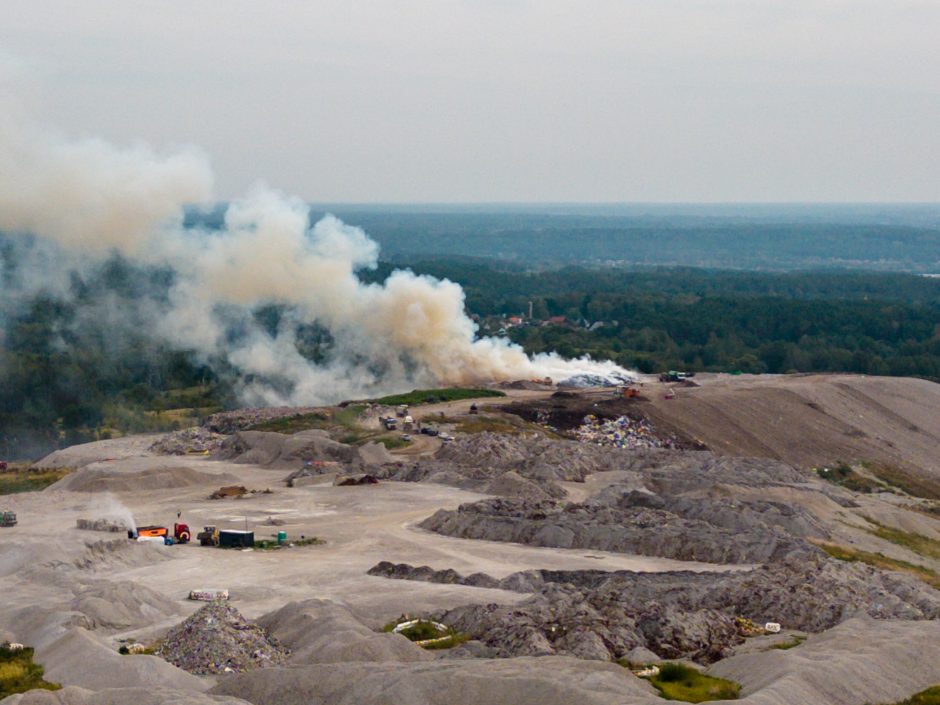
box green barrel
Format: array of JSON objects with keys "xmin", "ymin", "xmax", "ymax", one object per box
[{"xmin": 277, "ymin": 531, "xmax": 287, "ymax": 545}]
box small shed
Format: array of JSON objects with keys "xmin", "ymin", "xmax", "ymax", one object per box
[{"xmin": 219, "ymin": 530, "xmax": 254, "ymax": 548}]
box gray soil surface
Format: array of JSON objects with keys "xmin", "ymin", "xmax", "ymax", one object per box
[{"xmin": 2, "ymin": 378, "xmax": 939, "ymax": 705}]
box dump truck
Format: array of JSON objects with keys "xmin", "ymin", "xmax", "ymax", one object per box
[{"xmin": 1, "ymin": 511, "xmax": 16, "ymax": 527}]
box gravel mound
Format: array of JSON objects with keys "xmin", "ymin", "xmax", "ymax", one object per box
[
  {"xmin": 51, "ymin": 466, "xmax": 238, "ymax": 493},
  {"xmin": 419, "ymin": 454, "xmax": 830, "ymax": 563},
  {"xmin": 71, "ymin": 581, "xmax": 181, "ymax": 631},
  {"xmin": 149, "ymin": 428, "xmax": 227, "ymax": 455},
  {"xmin": 378, "ymin": 433, "xmax": 684, "ymax": 499},
  {"xmin": 211, "ymin": 656, "xmax": 657, "ymax": 705},
  {"xmin": 1, "ymin": 686, "xmax": 251, "ymax": 705},
  {"xmin": 257, "ymin": 599, "xmax": 431, "ymax": 664},
  {"xmin": 711, "ymin": 616, "xmax": 940, "ymax": 705},
  {"xmin": 381, "ymin": 553, "xmax": 940, "ymax": 664},
  {"xmin": 217, "ymin": 430, "xmax": 369, "ymax": 468},
  {"xmin": 156, "ymin": 601, "xmax": 288, "ymax": 675},
  {"xmin": 421, "ymin": 496, "xmax": 805, "ymax": 563}
]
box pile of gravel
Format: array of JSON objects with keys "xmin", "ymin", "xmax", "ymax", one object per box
[
  {"xmin": 370, "ymin": 554, "xmax": 940, "ymax": 664},
  {"xmin": 157, "ymin": 601, "xmax": 288, "ymax": 674}
]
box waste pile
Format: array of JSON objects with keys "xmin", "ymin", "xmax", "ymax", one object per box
[
  {"xmin": 576, "ymin": 414, "xmax": 678, "ymax": 450},
  {"xmin": 157, "ymin": 600, "xmax": 288, "ymax": 674},
  {"xmin": 149, "ymin": 427, "xmax": 227, "ymax": 455},
  {"xmin": 557, "ymin": 371, "xmax": 635, "ymax": 388}
]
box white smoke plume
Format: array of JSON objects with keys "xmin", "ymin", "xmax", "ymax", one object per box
[{"xmin": 0, "ymin": 86, "xmax": 632, "ymax": 405}]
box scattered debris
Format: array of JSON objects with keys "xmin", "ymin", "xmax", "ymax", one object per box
[
  {"xmin": 335, "ymin": 474, "xmax": 379, "ymax": 486},
  {"xmin": 576, "ymin": 414, "xmax": 679, "ymax": 450},
  {"xmin": 156, "ymin": 600, "xmax": 288, "ymax": 675},
  {"xmin": 633, "ymin": 665, "xmax": 660, "ymax": 678},
  {"xmin": 149, "ymin": 427, "xmax": 226, "ymax": 455}
]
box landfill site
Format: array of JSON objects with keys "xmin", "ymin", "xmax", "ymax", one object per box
[{"xmin": 1, "ymin": 372, "xmax": 940, "ymax": 705}]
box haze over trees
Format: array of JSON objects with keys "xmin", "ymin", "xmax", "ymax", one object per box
[{"xmin": 2, "ymin": 205, "xmax": 940, "ymax": 458}]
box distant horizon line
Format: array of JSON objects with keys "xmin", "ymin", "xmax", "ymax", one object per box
[{"xmin": 203, "ymin": 200, "xmax": 940, "ymax": 208}]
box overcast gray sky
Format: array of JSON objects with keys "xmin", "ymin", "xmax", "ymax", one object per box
[{"xmin": 3, "ymin": 0, "xmax": 939, "ymax": 202}]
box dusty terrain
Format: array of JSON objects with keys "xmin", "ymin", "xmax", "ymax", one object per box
[{"xmin": 1, "ymin": 377, "xmax": 939, "ymax": 705}]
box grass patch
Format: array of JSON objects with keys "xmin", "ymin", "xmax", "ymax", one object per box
[
  {"xmin": 372, "ymin": 436, "xmax": 410, "ymax": 450},
  {"xmin": 0, "ymin": 645, "xmax": 60, "ymax": 698},
  {"xmin": 870, "ymin": 685, "xmax": 940, "ymax": 705},
  {"xmin": 812, "ymin": 540, "xmax": 940, "ymax": 590},
  {"xmin": 381, "ymin": 618, "xmax": 468, "ymax": 650},
  {"xmin": 253, "ymin": 536, "xmax": 325, "ymax": 550},
  {"xmin": 248, "ymin": 412, "xmax": 330, "ymax": 433},
  {"xmin": 455, "ymin": 415, "xmax": 524, "ymax": 434},
  {"xmin": 864, "ymin": 521, "xmax": 940, "ymax": 561},
  {"xmin": 766, "ymin": 635, "xmax": 806, "ymax": 651},
  {"xmin": 863, "ymin": 462, "xmax": 940, "ymax": 501},
  {"xmin": 0, "ymin": 468, "xmax": 71, "ymax": 495},
  {"xmin": 646, "ymin": 663, "xmax": 740, "ymax": 702},
  {"xmin": 816, "ymin": 462, "xmax": 881, "ymax": 493},
  {"xmin": 249, "ymin": 405, "xmax": 368, "ymax": 438},
  {"xmin": 370, "ymin": 388, "xmax": 505, "ymax": 407}
]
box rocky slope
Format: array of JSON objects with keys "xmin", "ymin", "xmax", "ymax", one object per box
[{"xmin": 370, "ymin": 556, "xmax": 940, "ymax": 663}]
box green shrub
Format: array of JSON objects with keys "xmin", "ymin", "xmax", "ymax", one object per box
[
  {"xmin": 871, "ymin": 685, "xmax": 940, "ymax": 705},
  {"xmin": 0, "ymin": 646, "xmax": 60, "ymax": 698},
  {"xmin": 766, "ymin": 635, "xmax": 806, "ymax": 651},
  {"xmin": 647, "ymin": 662, "xmax": 740, "ymax": 703},
  {"xmin": 0, "ymin": 468, "xmax": 71, "ymax": 495}
]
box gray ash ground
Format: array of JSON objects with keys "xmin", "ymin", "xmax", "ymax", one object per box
[{"xmin": 370, "ymin": 556, "xmax": 940, "ymax": 662}]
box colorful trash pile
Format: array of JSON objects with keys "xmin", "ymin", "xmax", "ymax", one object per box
[
  {"xmin": 576, "ymin": 414, "xmax": 677, "ymax": 450},
  {"xmin": 157, "ymin": 600, "xmax": 288, "ymax": 674}
]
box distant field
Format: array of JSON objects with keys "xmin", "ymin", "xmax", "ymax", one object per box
[{"xmin": 0, "ymin": 468, "xmax": 71, "ymax": 495}]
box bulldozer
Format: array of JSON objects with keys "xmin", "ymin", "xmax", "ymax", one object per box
[{"xmin": 197, "ymin": 525, "xmax": 220, "ymax": 547}]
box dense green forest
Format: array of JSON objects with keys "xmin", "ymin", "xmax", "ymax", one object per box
[
  {"xmin": 2, "ymin": 250, "xmax": 939, "ymax": 458},
  {"xmin": 189, "ymin": 203, "xmax": 940, "ymax": 272}
]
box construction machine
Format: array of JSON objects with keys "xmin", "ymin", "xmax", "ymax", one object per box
[
  {"xmin": 197, "ymin": 525, "xmax": 220, "ymax": 547},
  {"xmin": 132, "ymin": 525, "xmax": 168, "ymax": 539},
  {"xmin": 174, "ymin": 522, "xmax": 192, "ymax": 543},
  {"xmin": 1, "ymin": 511, "xmax": 16, "ymax": 527}
]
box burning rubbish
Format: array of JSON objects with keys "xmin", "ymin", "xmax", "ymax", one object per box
[
  {"xmin": 576, "ymin": 414, "xmax": 678, "ymax": 450},
  {"xmin": 0, "ymin": 88, "xmax": 636, "ymax": 408}
]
